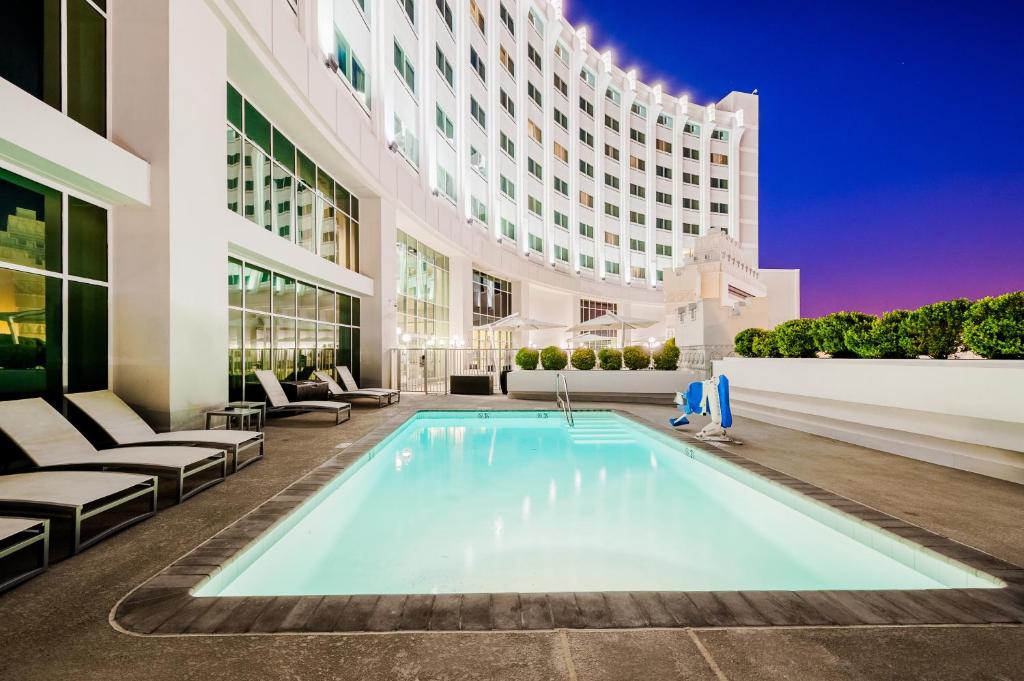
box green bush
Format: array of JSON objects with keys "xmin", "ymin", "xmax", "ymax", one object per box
[
  {"xmin": 652, "ymin": 337, "xmax": 681, "ymax": 370},
  {"xmin": 597, "ymin": 347, "xmax": 622, "ymax": 370},
  {"xmin": 622, "ymin": 345, "xmax": 651, "ymax": 370},
  {"xmin": 774, "ymin": 319, "xmax": 817, "ymax": 358},
  {"xmin": 539, "ymin": 345, "xmax": 568, "ymax": 370},
  {"xmin": 845, "ymin": 310, "xmax": 913, "ymax": 359},
  {"xmin": 570, "ymin": 347, "xmax": 596, "ymax": 370},
  {"xmin": 514, "ymin": 347, "xmax": 539, "ymax": 370},
  {"xmin": 734, "ymin": 328, "xmax": 768, "ymax": 357},
  {"xmin": 812, "ymin": 312, "xmax": 876, "ymax": 357},
  {"xmin": 751, "ymin": 330, "xmax": 781, "ymax": 358},
  {"xmin": 963, "ymin": 292, "xmax": 1024, "ymax": 359},
  {"xmin": 900, "ymin": 298, "xmax": 971, "ymax": 359}
]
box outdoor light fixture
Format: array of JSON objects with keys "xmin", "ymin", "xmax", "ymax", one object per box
[{"xmin": 401, "ymin": 333, "xmax": 412, "ymax": 344}]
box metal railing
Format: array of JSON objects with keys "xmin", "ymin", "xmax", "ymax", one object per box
[
  {"xmin": 555, "ymin": 372, "xmax": 574, "ymax": 427},
  {"xmin": 389, "ymin": 348, "xmax": 518, "ymax": 394}
]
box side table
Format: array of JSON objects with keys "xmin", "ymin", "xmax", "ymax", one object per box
[{"xmin": 205, "ymin": 406, "xmax": 261, "ymax": 432}]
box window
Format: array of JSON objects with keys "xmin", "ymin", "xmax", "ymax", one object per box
[
  {"xmin": 579, "ymin": 96, "xmax": 595, "ymax": 118},
  {"xmin": 469, "ymin": 0, "xmax": 485, "ymax": 34},
  {"xmin": 528, "ymin": 119, "xmax": 542, "ymax": 144},
  {"xmin": 499, "ymin": 2, "xmax": 515, "ymax": 35},
  {"xmin": 605, "ymin": 260, "xmax": 620, "ymax": 275},
  {"xmin": 528, "ymin": 7, "xmax": 544, "ymax": 35},
  {"xmin": 554, "ymin": 244, "xmax": 569, "ymax": 262},
  {"xmin": 553, "ymin": 177, "xmax": 568, "ymax": 196},
  {"xmin": 683, "ymin": 172, "xmax": 699, "ymax": 185},
  {"xmin": 604, "ymin": 173, "xmax": 620, "ymax": 190},
  {"xmin": 711, "ymin": 177, "xmax": 729, "ymax": 190},
  {"xmin": 579, "ymin": 222, "xmax": 595, "ymax": 239},
  {"xmin": 655, "ymin": 139, "xmax": 673, "ymax": 153},
  {"xmin": 500, "ymin": 174, "xmax": 516, "ymax": 200},
  {"xmin": 500, "ymin": 131, "xmax": 515, "ymax": 158},
  {"xmin": 436, "ymin": 0, "xmax": 454, "ymax": 32},
  {"xmin": 553, "ymin": 108, "xmax": 568, "ymax": 129},
  {"xmin": 527, "ymin": 43, "xmax": 543, "ymax": 71},
  {"xmin": 684, "ymin": 122, "xmax": 700, "ymax": 136},
  {"xmin": 604, "ymin": 202, "xmax": 620, "ymax": 218},
  {"xmin": 553, "ymin": 210, "xmax": 569, "ymax": 229},
  {"xmin": 528, "ymin": 233, "xmax": 543, "ymax": 252},
  {"xmin": 528, "ymin": 157, "xmax": 543, "ymax": 179},
  {"xmin": 579, "ymin": 253, "xmax": 595, "ymax": 269},
  {"xmin": 399, "ymin": 0, "xmax": 415, "ymax": 26},
  {"xmin": 436, "ymin": 165, "xmax": 457, "ymax": 201},
  {"xmin": 682, "ymin": 197, "xmax": 699, "ymax": 210},
  {"xmin": 553, "ymin": 73, "xmax": 568, "ymax": 97},
  {"xmin": 605, "ymin": 115, "xmax": 620, "ymax": 133},
  {"xmin": 629, "ymin": 156, "xmax": 646, "ymax": 171},
  {"xmin": 630, "ymin": 128, "xmax": 646, "ymax": 145},
  {"xmin": 711, "ymin": 153, "xmax": 729, "ymax": 165},
  {"xmin": 580, "ymin": 300, "xmax": 618, "ymax": 338},
  {"xmin": 711, "ymin": 202, "xmax": 729, "ymax": 214},
  {"xmin": 656, "ymin": 269, "xmax": 664, "ymax": 282},
  {"xmin": 656, "ymin": 217, "xmax": 672, "ymax": 231},
  {"xmin": 656, "ymin": 165, "xmax": 672, "ymax": 179},
  {"xmin": 657, "ymin": 113, "xmax": 673, "ymax": 128},
  {"xmin": 656, "ymin": 191, "xmax": 672, "ymax": 205},
  {"xmin": 580, "ymin": 68, "xmax": 596, "ymax": 88},
  {"xmin": 578, "ymin": 128, "xmax": 594, "ymax": 147},
  {"xmin": 528, "ymin": 195, "xmax": 543, "ymax": 216},
  {"xmin": 469, "ymin": 47, "xmax": 486, "ymax": 82},
  {"xmin": 682, "ymin": 222, "xmax": 700, "ymax": 235},
  {"xmin": 499, "ymin": 46, "xmax": 515, "ymax": 77},
  {"xmin": 604, "ymin": 231, "xmax": 620, "ymax": 246},
  {"xmin": 629, "ymin": 183, "xmax": 645, "ymax": 199},
  {"xmin": 579, "ymin": 160, "xmax": 594, "ymax": 178},
  {"xmin": 683, "ymin": 147, "xmax": 699, "ymax": 161},
  {"xmin": 471, "ymin": 195, "xmax": 488, "ymax": 222},
  {"xmin": 527, "ymin": 81, "xmax": 542, "ymax": 107},
  {"xmin": 392, "ymin": 114, "xmax": 419, "ymax": 165},
  {"xmin": 501, "ymin": 218, "xmax": 516, "ymax": 240},
  {"xmin": 656, "ymin": 243, "xmax": 672, "ymax": 256},
  {"xmin": 555, "ymin": 42, "xmax": 570, "ymax": 65},
  {"xmin": 629, "ymin": 211, "xmax": 646, "ymax": 225},
  {"xmin": 472, "ymin": 269, "xmax": 513, "ymax": 346},
  {"xmin": 579, "ymin": 191, "xmax": 594, "ymax": 208},
  {"xmin": 500, "ymin": 88, "xmax": 515, "ymax": 118},
  {"xmin": 606, "ymin": 87, "xmax": 621, "ymax": 105},
  {"xmin": 630, "ymin": 238, "xmax": 646, "ymax": 253},
  {"xmin": 630, "ymin": 265, "xmax": 646, "ymax": 279},
  {"xmin": 393, "ymin": 40, "xmax": 416, "ymax": 94},
  {"xmin": 712, "ymin": 129, "xmax": 729, "ymax": 141},
  {"xmin": 631, "ymin": 102, "xmax": 647, "ymax": 118},
  {"xmin": 554, "ymin": 142, "xmax": 569, "ymax": 164},
  {"xmin": 435, "ymin": 45, "xmax": 454, "ymax": 87},
  {"xmin": 605, "ymin": 144, "xmax": 620, "ymax": 161},
  {"xmin": 469, "ymin": 146, "xmax": 486, "ymax": 175},
  {"xmin": 470, "ymin": 97, "xmax": 486, "ymax": 129},
  {"xmin": 435, "ymin": 105, "xmax": 455, "ymax": 142}
]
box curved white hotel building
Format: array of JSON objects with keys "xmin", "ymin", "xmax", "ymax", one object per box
[{"xmin": 0, "ymin": 0, "xmax": 797, "ymax": 425}]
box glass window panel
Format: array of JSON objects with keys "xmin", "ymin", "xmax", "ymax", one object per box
[
  {"xmin": 271, "ymin": 163, "xmax": 294, "ymax": 241},
  {"xmin": 316, "ymin": 323, "xmax": 335, "ymax": 371},
  {"xmin": 243, "ymin": 141, "xmax": 272, "ymax": 231},
  {"xmin": 0, "ymin": 269, "xmax": 61, "ymax": 400},
  {"xmin": 351, "ymin": 196, "xmax": 360, "ymax": 221},
  {"xmin": 349, "ymin": 220, "xmax": 359, "ymax": 272},
  {"xmin": 68, "ymin": 196, "xmax": 107, "ymax": 281},
  {"xmin": 228, "ymin": 307, "xmax": 243, "ymax": 401},
  {"xmin": 296, "ymin": 320, "xmax": 316, "ymax": 379},
  {"xmin": 243, "ymin": 101, "xmax": 271, "ymax": 153},
  {"xmin": 337, "ymin": 326, "xmax": 351, "ymax": 373},
  {"xmin": 272, "ymin": 274, "xmax": 295, "ymax": 316},
  {"xmin": 0, "ymin": 168, "xmax": 62, "ymax": 272},
  {"xmin": 351, "ymin": 328, "xmax": 360, "ymax": 384},
  {"xmin": 296, "ymin": 281, "xmax": 317, "ymax": 320},
  {"xmin": 0, "ymin": 0, "xmax": 61, "ymax": 110},
  {"xmin": 297, "ymin": 150, "xmax": 316, "ymax": 187},
  {"xmin": 295, "ymin": 182, "xmax": 316, "ymax": 252},
  {"xmin": 227, "ymin": 258, "xmax": 243, "ymax": 308},
  {"xmin": 243, "ymin": 264, "xmax": 271, "ymax": 313},
  {"xmin": 67, "ymin": 0, "xmax": 108, "ymax": 136},
  {"xmin": 226, "ymin": 127, "xmax": 242, "ymax": 213},
  {"xmin": 318, "ymin": 288, "xmax": 335, "ymax": 323},
  {"xmin": 316, "ymin": 170, "xmax": 334, "ymax": 200},
  {"xmin": 272, "ymin": 128, "xmax": 295, "ymax": 172},
  {"xmin": 335, "ymin": 212, "xmax": 350, "ymax": 269},
  {"xmin": 335, "ymin": 185, "xmax": 350, "ymax": 215},
  {"xmin": 338, "ymin": 293, "xmax": 351, "ymax": 325},
  {"xmin": 318, "ymin": 198, "xmax": 336, "ymax": 263},
  {"xmin": 67, "ymin": 281, "xmax": 107, "ymax": 392},
  {"xmin": 227, "ymin": 84, "xmax": 243, "ymax": 130},
  {"xmin": 243, "ymin": 311, "xmax": 271, "ymax": 400},
  {"xmin": 273, "ymin": 316, "xmax": 295, "ymax": 380},
  {"xmin": 352, "ymin": 297, "xmax": 361, "ymax": 326}
]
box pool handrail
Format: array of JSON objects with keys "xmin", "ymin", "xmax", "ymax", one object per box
[{"xmin": 555, "ymin": 373, "xmax": 574, "ymax": 427}]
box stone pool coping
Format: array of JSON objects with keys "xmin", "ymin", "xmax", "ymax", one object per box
[{"xmin": 112, "ymin": 407, "xmax": 1024, "ymax": 635}]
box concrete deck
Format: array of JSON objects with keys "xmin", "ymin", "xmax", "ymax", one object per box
[{"xmin": 1, "ymin": 394, "xmax": 1022, "ymax": 680}]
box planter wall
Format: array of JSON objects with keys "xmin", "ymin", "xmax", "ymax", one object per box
[
  {"xmin": 714, "ymin": 357, "xmax": 1024, "ymax": 483},
  {"xmin": 507, "ymin": 369, "xmax": 697, "ymax": 405}
]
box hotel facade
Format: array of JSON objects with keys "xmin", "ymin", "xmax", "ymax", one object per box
[{"xmin": 0, "ymin": 0, "xmax": 797, "ymax": 426}]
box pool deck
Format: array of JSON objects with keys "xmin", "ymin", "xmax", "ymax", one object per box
[{"xmin": 1, "ymin": 394, "xmax": 1022, "ymax": 680}]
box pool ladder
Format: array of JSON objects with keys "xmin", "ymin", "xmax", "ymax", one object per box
[{"xmin": 555, "ymin": 373, "xmax": 574, "ymax": 427}]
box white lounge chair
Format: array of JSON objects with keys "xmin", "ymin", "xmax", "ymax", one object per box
[
  {"xmin": 0, "ymin": 471, "xmax": 157, "ymax": 554},
  {"xmin": 336, "ymin": 366, "xmax": 400, "ymax": 405},
  {"xmin": 313, "ymin": 370, "xmax": 391, "ymax": 408},
  {"xmin": 254, "ymin": 370, "xmax": 351, "ymax": 425},
  {"xmin": 65, "ymin": 390, "xmax": 264, "ymax": 473},
  {"xmin": 0, "ymin": 399, "xmax": 226, "ymax": 504},
  {"xmin": 0, "ymin": 517, "xmax": 49, "ymax": 593}
]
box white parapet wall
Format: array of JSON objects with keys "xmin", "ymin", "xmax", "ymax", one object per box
[
  {"xmin": 714, "ymin": 357, "xmax": 1024, "ymax": 483},
  {"xmin": 507, "ymin": 370, "xmax": 697, "ymax": 405}
]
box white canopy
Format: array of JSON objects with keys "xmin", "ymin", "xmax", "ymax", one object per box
[
  {"xmin": 479, "ymin": 312, "xmax": 563, "ymax": 331},
  {"xmin": 569, "ymin": 333, "xmax": 614, "ymax": 345},
  {"xmin": 566, "ymin": 313, "xmax": 658, "ymax": 347}
]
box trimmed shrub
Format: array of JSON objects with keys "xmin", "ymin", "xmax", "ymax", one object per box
[
  {"xmin": 622, "ymin": 345, "xmax": 651, "ymax": 370},
  {"xmin": 597, "ymin": 347, "xmax": 622, "ymax": 370},
  {"xmin": 514, "ymin": 347, "xmax": 539, "ymax": 370},
  {"xmin": 845, "ymin": 310, "xmax": 913, "ymax": 359},
  {"xmin": 570, "ymin": 347, "xmax": 597, "ymax": 370},
  {"xmin": 900, "ymin": 298, "xmax": 971, "ymax": 359},
  {"xmin": 963, "ymin": 292, "xmax": 1024, "ymax": 359},
  {"xmin": 812, "ymin": 312, "xmax": 876, "ymax": 357},
  {"xmin": 734, "ymin": 328, "xmax": 768, "ymax": 357},
  {"xmin": 652, "ymin": 337, "xmax": 681, "ymax": 370},
  {"xmin": 539, "ymin": 345, "xmax": 568, "ymax": 370},
  {"xmin": 751, "ymin": 330, "xmax": 781, "ymax": 358},
  {"xmin": 774, "ymin": 319, "xmax": 817, "ymax": 358}
]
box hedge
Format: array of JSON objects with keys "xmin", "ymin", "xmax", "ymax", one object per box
[
  {"xmin": 622, "ymin": 345, "xmax": 651, "ymax": 370},
  {"xmin": 515, "ymin": 347, "xmax": 539, "ymax": 370},
  {"xmin": 751, "ymin": 330, "xmax": 780, "ymax": 358},
  {"xmin": 812, "ymin": 312, "xmax": 875, "ymax": 358},
  {"xmin": 652, "ymin": 337, "xmax": 680, "ymax": 370},
  {"xmin": 900, "ymin": 298, "xmax": 971, "ymax": 359},
  {"xmin": 597, "ymin": 347, "xmax": 622, "ymax": 370},
  {"xmin": 734, "ymin": 328, "xmax": 770, "ymax": 358},
  {"xmin": 963, "ymin": 292, "xmax": 1024, "ymax": 359},
  {"xmin": 540, "ymin": 346, "xmax": 568, "ymax": 370},
  {"xmin": 774, "ymin": 318, "xmax": 817, "ymax": 358},
  {"xmin": 570, "ymin": 347, "xmax": 596, "ymax": 370},
  {"xmin": 845, "ymin": 310, "xmax": 913, "ymax": 359}
]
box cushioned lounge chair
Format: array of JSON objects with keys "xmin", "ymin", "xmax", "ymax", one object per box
[
  {"xmin": 0, "ymin": 517, "xmax": 49, "ymax": 593},
  {"xmin": 65, "ymin": 390, "xmax": 263, "ymax": 473},
  {"xmin": 0, "ymin": 472, "xmax": 157, "ymax": 554},
  {"xmin": 254, "ymin": 370, "xmax": 351, "ymax": 425},
  {"xmin": 313, "ymin": 370, "xmax": 391, "ymax": 408},
  {"xmin": 0, "ymin": 399, "xmax": 226, "ymax": 504},
  {"xmin": 336, "ymin": 366, "xmax": 400, "ymax": 404}
]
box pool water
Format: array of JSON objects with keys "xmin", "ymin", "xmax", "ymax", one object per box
[{"xmin": 197, "ymin": 411, "xmax": 999, "ymax": 596}]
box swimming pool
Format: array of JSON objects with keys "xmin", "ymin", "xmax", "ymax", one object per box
[{"xmin": 196, "ymin": 411, "xmax": 1000, "ymax": 596}]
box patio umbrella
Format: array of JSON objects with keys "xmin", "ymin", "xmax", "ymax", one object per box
[
  {"xmin": 569, "ymin": 333, "xmax": 614, "ymax": 346},
  {"xmin": 566, "ymin": 312, "xmax": 658, "ymax": 348},
  {"xmin": 479, "ymin": 312, "xmax": 564, "ymax": 347}
]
